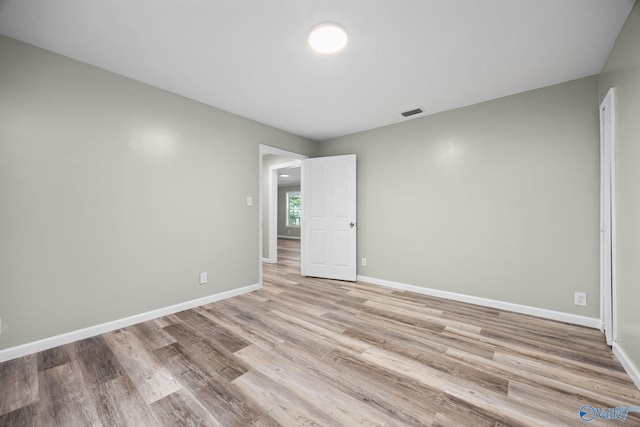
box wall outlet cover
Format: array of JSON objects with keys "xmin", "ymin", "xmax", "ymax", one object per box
[{"xmin": 574, "ymin": 292, "xmax": 587, "ymax": 306}]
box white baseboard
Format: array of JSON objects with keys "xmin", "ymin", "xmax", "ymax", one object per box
[
  {"xmin": 277, "ymin": 235, "xmax": 301, "ymax": 240},
  {"xmin": 0, "ymin": 283, "xmax": 260, "ymax": 363},
  {"xmin": 357, "ymin": 275, "xmax": 601, "ymax": 329},
  {"xmin": 613, "ymin": 342, "xmax": 640, "ymax": 391}
]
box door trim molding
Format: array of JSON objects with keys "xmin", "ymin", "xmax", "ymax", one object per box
[{"xmin": 599, "ymin": 87, "xmax": 617, "ymax": 344}]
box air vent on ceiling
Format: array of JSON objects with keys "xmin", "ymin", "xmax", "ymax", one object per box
[{"xmin": 401, "ymin": 108, "xmax": 423, "ymax": 117}]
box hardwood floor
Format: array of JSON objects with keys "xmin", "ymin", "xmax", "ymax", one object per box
[{"xmin": 1, "ymin": 238, "xmax": 639, "ymax": 426}]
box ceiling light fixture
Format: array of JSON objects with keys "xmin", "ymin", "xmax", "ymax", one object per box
[
  {"xmin": 279, "ymin": 174, "xmax": 290, "ymax": 178},
  {"xmin": 308, "ymin": 22, "xmax": 348, "ymax": 54}
]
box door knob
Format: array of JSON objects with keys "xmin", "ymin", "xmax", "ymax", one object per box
[{"xmin": 350, "ymin": 222, "xmax": 356, "ymax": 228}]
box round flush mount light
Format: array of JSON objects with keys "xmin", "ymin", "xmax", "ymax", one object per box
[{"xmin": 308, "ymin": 22, "xmax": 348, "ymax": 54}]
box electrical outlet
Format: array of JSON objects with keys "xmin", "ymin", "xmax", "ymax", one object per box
[
  {"xmin": 361, "ymin": 257, "xmax": 367, "ymax": 266},
  {"xmin": 199, "ymin": 272, "xmax": 208, "ymax": 285},
  {"xmin": 574, "ymin": 292, "xmax": 587, "ymax": 306}
]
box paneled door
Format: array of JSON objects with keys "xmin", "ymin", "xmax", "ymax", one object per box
[{"xmin": 301, "ymin": 154, "xmax": 357, "ymax": 281}]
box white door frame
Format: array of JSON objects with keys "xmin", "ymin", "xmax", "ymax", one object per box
[
  {"xmin": 267, "ymin": 160, "xmax": 301, "ymax": 263},
  {"xmin": 600, "ymin": 88, "xmax": 616, "ymax": 345},
  {"xmin": 258, "ymin": 145, "xmax": 307, "ymax": 285}
]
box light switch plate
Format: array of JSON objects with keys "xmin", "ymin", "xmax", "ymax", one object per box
[
  {"xmin": 200, "ymin": 272, "xmax": 208, "ymax": 285},
  {"xmin": 246, "ymin": 196, "xmax": 253, "ymax": 207}
]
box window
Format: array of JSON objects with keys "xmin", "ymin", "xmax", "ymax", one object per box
[{"xmin": 286, "ymin": 191, "xmax": 301, "ymax": 227}]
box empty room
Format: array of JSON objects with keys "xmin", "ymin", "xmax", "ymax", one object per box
[{"xmin": 1, "ymin": 0, "xmax": 640, "ymax": 425}]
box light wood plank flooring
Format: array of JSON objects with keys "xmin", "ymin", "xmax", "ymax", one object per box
[{"xmin": 1, "ymin": 238, "xmax": 639, "ymax": 426}]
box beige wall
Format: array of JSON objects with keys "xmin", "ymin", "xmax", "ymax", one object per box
[
  {"xmin": 0, "ymin": 36, "xmax": 316, "ymax": 350},
  {"xmin": 1, "ymin": 17, "xmax": 632, "ymax": 360},
  {"xmin": 278, "ymin": 185, "xmax": 301, "ymax": 238},
  {"xmin": 318, "ymin": 76, "xmax": 600, "ymax": 317},
  {"xmin": 599, "ymin": 2, "xmax": 640, "ymax": 378}
]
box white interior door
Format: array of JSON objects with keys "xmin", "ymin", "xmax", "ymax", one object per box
[
  {"xmin": 301, "ymin": 154, "xmax": 357, "ymax": 281},
  {"xmin": 600, "ymin": 88, "xmax": 616, "ymax": 345}
]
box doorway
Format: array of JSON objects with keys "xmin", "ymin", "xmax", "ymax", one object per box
[
  {"xmin": 267, "ymin": 161, "xmax": 301, "ymax": 264},
  {"xmin": 258, "ymin": 145, "xmax": 306, "ymax": 285},
  {"xmin": 259, "ymin": 146, "xmax": 358, "ymax": 285}
]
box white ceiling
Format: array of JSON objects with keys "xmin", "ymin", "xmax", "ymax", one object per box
[
  {"xmin": 278, "ymin": 167, "xmax": 301, "ymax": 187},
  {"xmin": 0, "ymin": 0, "xmax": 634, "ymax": 141}
]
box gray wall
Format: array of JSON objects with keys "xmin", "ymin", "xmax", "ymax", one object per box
[
  {"xmin": 318, "ymin": 76, "xmax": 600, "ymax": 317},
  {"xmin": 0, "ymin": 36, "xmax": 316, "ymax": 350},
  {"xmin": 278, "ymin": 185, "xmax": 301, "ymax": 238},
  {"xmin": 599, "ymin": 2, "xmax": 640, "ymax": 378}
]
